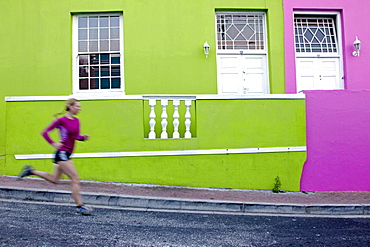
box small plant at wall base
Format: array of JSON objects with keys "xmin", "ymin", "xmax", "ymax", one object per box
[{"xmin": 272, "ymin": 176, "xmax": 282, "ymax": 193}]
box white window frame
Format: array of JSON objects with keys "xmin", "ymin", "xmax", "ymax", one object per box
[
  {"xmin": 293, "ymin": 11, "xmax": 344, "ymax": 91},
  {"xmin": 72, "ymin": 13, "xmax": 124, "ymax": 96},
  {"xmin": 294, "ymin": 11, "xmax": 343, "ymax": 58},
  {"xmin": 215, "ymin": 12, "xmax": 270, "ymax": 95},
  {"xmin": 216, "ymin": 12, "xmax": 268, "ymax": 55}
]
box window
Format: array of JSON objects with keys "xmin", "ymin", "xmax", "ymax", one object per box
[
  {"xmin": 73, "ymin": 14, "xmax": 123, "ymax": 94},
  {"xmin": 294, "ymin": 16, "xmax": 338, "ymax": 53},
  {"xmin": 217, "ymin": 13, "xmax": 265, "ymax": 51},
  {"xmin": 216, "ymin": 12, "xmax": 269, "ymax": 95}
]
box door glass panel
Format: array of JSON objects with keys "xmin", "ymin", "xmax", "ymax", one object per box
[
  {"xmin": 294, "ymin": 16, "xmax": 338, "ymax": 53},
  {"xmin": 216, "ymin": 13, "xmax": 265, "ymax": 51}
]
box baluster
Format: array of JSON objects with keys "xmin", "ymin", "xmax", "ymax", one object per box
[
  {"xmin": 160, "ymin": 99, "xmax": 168, "ymax": 139},
  {"xmin": 148, "ymin": 99, "xmax": 156, "ymax": 139},
  {"xmin": 184, "ymin": 100, "xmax": 192, "ymax": 138},
  {"xmin": 172, "ymin": 99, "xmax": 180, "ymax": 139}
]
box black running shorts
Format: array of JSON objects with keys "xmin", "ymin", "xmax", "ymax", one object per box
[{"xmin": 54, "ymin": 150, "xmax": 72, "ymax": 163}]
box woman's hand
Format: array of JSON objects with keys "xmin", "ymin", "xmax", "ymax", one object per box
[
  {"xmin": 52, "ymin": 142, "xmax": 62, "ymax": 150},
  {"xmin": 84, "ymin": 135, "xmax": 90, "ymax": 141}
]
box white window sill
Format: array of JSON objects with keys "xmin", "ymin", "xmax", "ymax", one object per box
[{"xmin": 5, "ymin": 94, "xmax": 305, "ymax": 102}]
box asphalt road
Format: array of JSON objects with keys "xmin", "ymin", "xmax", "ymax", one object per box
[{"xmin": 0, "ymin": 200, "xmax": 369, "ymax": 246}]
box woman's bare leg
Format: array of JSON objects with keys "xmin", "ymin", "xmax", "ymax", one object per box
[
  {"xmin": 57, "ymin": 160, "xmax": 83, "ymax": 206},
  {"xmin": 31, "ymin": 164, "xmax": 62, "ymax": 184}
]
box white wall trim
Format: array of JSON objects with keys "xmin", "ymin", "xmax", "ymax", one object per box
[
  {"xmin": 5, "ymin": 94, "xmax": 305, "ymax": 102},
  {"xmin": 196, "ymin": 94, "xmax": 305, "ymax": 100},
  {"xmin": 5, "ymin": 95, "xmax": 143, "ymax": 102},
  {"xmin": 14, "ymin": 146, "xmax": 306, "ymax": 160}
]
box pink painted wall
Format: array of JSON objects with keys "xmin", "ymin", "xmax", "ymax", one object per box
[
  {"xmin": 283, "ymin": 0, "xmax": 370, "ymax": 93},
  {"xmin": 301, "ymin": 90, "xmax": 370, "ymax": 191}
]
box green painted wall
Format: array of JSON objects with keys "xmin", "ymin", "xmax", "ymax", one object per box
[
  {"xmin": 0, "ymin": 0, "xmax": 285, "ymax": 150},
  {"xmin": 3, "ymin": 99, "xmax": 305, "ymax": 191},
  {"xmin": 0, "ymin": 0, "xmax": 300, "ymax": 190},
  {"xmin": 0, "ymin": 0, "xmax": 285, "ymax": 139}
]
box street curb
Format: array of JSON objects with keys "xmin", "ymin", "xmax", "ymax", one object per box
[{"xmin": 1, "ymin": 187, "xmax": 369, "ymax": 216}]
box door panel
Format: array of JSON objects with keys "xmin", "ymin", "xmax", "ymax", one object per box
[
  {"xmin": 220, "ymin": 73, "xmax": 240, "ymax": 93},
  {"xmin": 242, "ymin": 56, "xmax": 265, "ymax": 94},
  {"xmin": 296, "ymin": 57, "xmax": 341, "ymax": 93},
  {"xmin": 217, "ymin": 56, "xmax": 242, "ymax": 94}
]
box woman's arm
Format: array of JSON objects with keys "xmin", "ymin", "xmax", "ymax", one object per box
[
  {"xmin": 41, "ymin": 119, "xmax": 61, "ymax": 148},
  {"xmin": 75, "ymin": 118, "xmax": 89, "ymax": 141}
]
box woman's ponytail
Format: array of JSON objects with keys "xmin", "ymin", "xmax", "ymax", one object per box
[
  {"xmin": 53, "ymin": 110, "xmax": 65, "ymax": 118},
  {"xmin": 53, "ymin": 98, "xmax": 79, "ymax": 118}
]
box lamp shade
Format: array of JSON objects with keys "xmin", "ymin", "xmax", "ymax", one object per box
[
  {"xmin": 354, "ymin": 36, "xmax": 361, "ymax": 51},
  {"xmin": 203, "ymin": 41, "xmax": 210, "ymax": 57}
]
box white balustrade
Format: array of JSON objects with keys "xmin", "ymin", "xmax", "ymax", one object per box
[
  {"xmin": 148, "ymin": 99, "xmax": 157, "ymax": 139},
  {"xmin": 172, "ymin": 99, "xmax": 180, "ymax": 139},
  {"xmin": 144, "ymin": 96, "xmax": 195, "ymax": 139},
  {"xmin": 160, "ymin": 99, "xmax": 169, "ymax": 139},
  {"xmin": 184, "ymin": 100, "xmax": 192, "ymax": 139}
]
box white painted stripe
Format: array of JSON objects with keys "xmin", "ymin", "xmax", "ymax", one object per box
[
  {"xmin": 14, "ymin": 146, "xmax": 306, "ymax": 160},
  {"xmin": 5, "ymin": 94, "xmax": 305, "ymax": 102}
]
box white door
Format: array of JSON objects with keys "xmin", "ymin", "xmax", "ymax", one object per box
[
  {"xmin": 217, "ymin": 55, "xmax": 243, "ymax": 94},
  {"xmin": 242, "ymin": 56, "xmax": 267, "ymax": 94},
  {"xmin": 296, "ymin": 57, "xmax": 341, "ymax": 93},
  {"xmin": 217, "ymin": 55, "xmax": 267, "ymax": 94},
  {"xmin": 294, "ymin": 13, "xmax": 343, "ymax": 93}
]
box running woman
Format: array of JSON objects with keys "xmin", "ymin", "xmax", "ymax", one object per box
[{"xmin": 19, "ymin": 98, "xmax": 92, "ymax": 215}]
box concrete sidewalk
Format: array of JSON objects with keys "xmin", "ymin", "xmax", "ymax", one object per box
[{"xmin": 1, "ymin": 175, "xmax": 369, "ymax": 216}]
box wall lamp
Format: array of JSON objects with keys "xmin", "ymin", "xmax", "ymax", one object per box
[
  {"xmin": 203, "ymin": 41, "xmax": 210, "ymax": 58},
  {"xmin": 352, "ymin": 36, "xmax": 361, "ymax": 57}
]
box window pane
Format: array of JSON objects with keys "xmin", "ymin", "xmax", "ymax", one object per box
[
  {"xmin": 89, "ymin": 29, "xmax": 98, "ymax": 40},
  {"xmin": 112, "ymin": 78, "xmax": 121, "ymax": 88},
  {"xmin": 78, "ymin": 17, "xmax": 87, "ymax": 28},
  {"xmin": 89, "ymin": 17, "xmax": 98, "ymax": 27},
  {"xmin": 111, "ymin": 54, "xmax": 120, "ymax": 64},
  {"xmin": 101, "ymin": 66, "xmax": 110, "ymax": 77},
  {"xmin": 100, "ymin": 16, "xmax": 109, "ymax": 27},
  {"xmin": 90, "ymin": 54, "xmax": 99, "ymax": 64},
  {"xmin": 101, "ymin": 78, "xmax": 110, "ymax": 89},
  {"xmin": 110, "ymin": 40, "xmax": 119, "ymax": 51},
  {"xmin": 90, "ymin": 78, "xmax": 99, "ymax": 89},
  {"xmin": 79, "ymin": 66, "xmax": 89, "ymax": 77},
  {"xmin": 100, "ymin": 28, "xmax": 109, "ymax": 39},
  {"xmin": 111, "ymin": 65, "xmax": 120, "ymax": 76},
  {"xmin": 78, "ymin": 29, "xmax": 88, "ymax": 40},
  {"xmin": 79, "ymin": 55, "xmax": 89, "ymax": 65},
  {"xmin": 110, "ymin": 16, "xmax": 119, "ymax": 27},
  {"xmin": 79, "ymin": 79, "xmax": 88, "ymax": 90},
  {"xmin": 100, "ymin": 40, "xmax": 109, "ymax": 51},
  {"xmin": 78, "ymin": 41, "xmax": 88, "ymax": 52},
  {"xmin": 110, "ymin": 28, "xmax": 119, "ymax": 39},
  {"xmin": 89, "ymin": 41, "xmax": 98, "ymax": 52},
  {"xmin": 90, "ymin": 66, "xmax": 99, "ymax": 77},
  {"xmin": 100, "ymin": 54, "xmax": 109, "ymax": 64}
]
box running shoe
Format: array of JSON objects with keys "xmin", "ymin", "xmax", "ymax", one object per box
[
  {"xmin": 76, "ymin": 205, "xmax": 92, "ymax": 215},
  {"xmin": 18, "ymin": 165, "xmax": 33, "ymax": 179}
]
